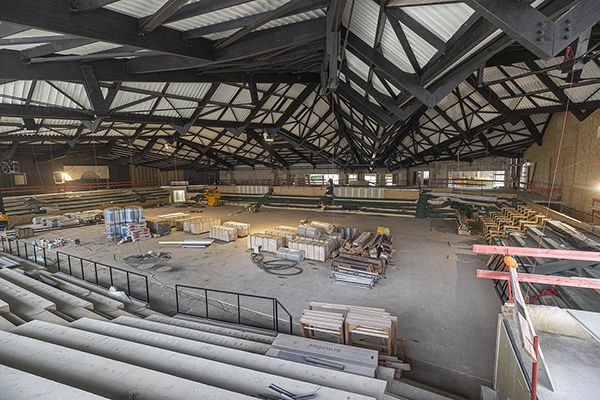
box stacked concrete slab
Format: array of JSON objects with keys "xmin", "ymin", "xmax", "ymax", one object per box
[{"xmin": 0, "ymin": 257, "xmax": 466, "ymax": 400}]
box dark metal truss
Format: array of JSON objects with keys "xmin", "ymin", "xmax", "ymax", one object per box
[{"xmin": 0, "ymin": 0, "xmax": 599, "ymax": 170}]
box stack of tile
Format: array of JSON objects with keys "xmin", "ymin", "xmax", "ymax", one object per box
[
  {"xmin": 209, "ymin": 225, "xmax": 238, "ymax": 242},
  {"xmin": 222, "ymin": 221, "xmax": 250, "ymax": 237},
  {"xmin": 126, "ymin": 221, "xmax": 151, "ymax": 242}
]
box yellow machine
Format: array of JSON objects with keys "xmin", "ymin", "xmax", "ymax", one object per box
[
  {"xmin": 204, "ymin": 188, "xmax": 221, "ymax": 207},
  {"xmin": 0, "ymin": 214, "xmax": 11, "ymax": 231}
]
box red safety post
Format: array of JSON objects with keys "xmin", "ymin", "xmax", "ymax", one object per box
[
  {"xmin": 531, "ymin": 336, "xmax": 539, "ymax": 400},
  {"xmin": 473, "ymin": 244, "xmax": 600, "ymax": 262},
  {"xmin": 476, "ymin": 269, "xmax": 600, "ymax": 290}
]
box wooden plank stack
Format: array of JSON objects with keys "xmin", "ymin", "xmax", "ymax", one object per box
[
  {"xmin": 477, "ymin": 205, "xmax": 549, "ymax": 244},
  {"xmin": 209, "ymin": 225, "xmax": 238, "ymax": 242},
  {"xmin": 300, "ymin": 302, "xmax": 398, "ymax": 357}
]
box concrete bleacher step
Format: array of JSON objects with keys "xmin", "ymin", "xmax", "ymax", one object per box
[
  {"xmin": 10, "ymin": 320, "xmax": 376, "ymax": 400},
  {"xmin": 0, "ymin": 364, "xmax": 109, "ymax": 400},
  {"xmin": 68, "ymin": 317, "xmax": 387, "ymax": 400},
  {"xmin": 0, "ymin": 275, "xmax": 67, "ymax": 325},
  {"xmin": 40, "ymin": 271, "xmax": 124, "ymax": 310},
  {"xmin": 108, "ymin": 315, "xmax": 270, "ymax": 354},
  {"xmin": 2, "ymin": 312, "xmax": 26, "ymax": 326},
  {"xmin": 174, "ymin": 313, "xmax": 279, "ymax": 337},
  {"xmin": 45, "ymin": 271, "xmax": 157, "ymax": 318},
  {"xmin": 388, "ymin": 379, "xmax": 468, "ymax": 400},
  {"xmin": 0, "ymin": 268, "xmax": 108, "ymax": 322},
  {"xmin": 0, "ymin": 298, "xmax": 9, "ymax": 313},
  {"xmin": 0, "ymin": 315, "xmax": 15, "ymax": 330},
  {"xmin": 0, "ymin": 330, "xmax": 252, "ymax": 400},
  {"xmin": 148, "ymin": 314, "xmax": 276, "ymax": 344}
]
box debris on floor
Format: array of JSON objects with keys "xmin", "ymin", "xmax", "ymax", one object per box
[
  {"xmin": 123, "ymin": 251, "xmax": 172, "ymax": 262},
  {"xmin": 31, "ymin": 237, "xmax": 68, "ymax": 249},
  {"xmin": 157, "ymin": 239, "xmax": 214, "ymax": 249}
]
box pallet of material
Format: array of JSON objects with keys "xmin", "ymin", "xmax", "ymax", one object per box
[
  {"xmin": 275, "ymin": 225, "xmax": 298, "ymax": 233},
  {"xmin": 156, "ymin": 213, "xmax": 190, "ymax": 227},
  {"xmin": 247, "ymin": 234, "xmax": 283, "ymax": 252},
  {"xmin": 126, "ymin": 222, "xmax": 151, "ymax": 242},
  {"xmin": 209, "ymin": 225, "xmax": 238, "ymax": 242},
  {"xmin": 264, "ymin": 230, "xmax": 298, "ymax": 246},
  {"xmin": 222, "ymin": 221, "xmax": 251, "ymax": 237},
  {"xmin": 190, "ymin": 218, "xmax": 221, "ymax": 235},
  {"xmin": 176, "ymin": 217, "xmax": 201, "ymax": 231},
  {"xmin": 146, "ymin": 218, "xmax": 169, "ymax": 234},
  {"xmin": 288, "ymin": 238, "xmax": 334, "ymax": 262}
]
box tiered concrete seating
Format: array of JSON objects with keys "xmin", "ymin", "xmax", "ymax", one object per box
[{"xmin": 0, "ymin": 260, "xmax": 467, "ymax": 400}]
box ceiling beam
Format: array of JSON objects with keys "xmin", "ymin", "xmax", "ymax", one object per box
[
  {"xmin": 172, "ymin": 83, "xmax": 220, "ymax": 136},
  {"xmin": 139, "ymin": 0, "xmax": 189, "ymax": 34},
  {"xmin": 71, "ymin": 0, "xmax": 121, "ymax": 13},
  {"xmin": 247, "ymin": 129, "xmax": 289, "ymax": 168},
  {"xmin": 0, "ymin": 0, "xmax": 213, "ymax": 61},
  {"xmin": 163, "ymin": 0, "xmax": 253, "ymax": 25}
]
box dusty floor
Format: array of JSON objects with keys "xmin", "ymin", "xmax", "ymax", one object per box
[{"xmin": 21, "ymin": 204, "xmax": 500, "ymax": 399}]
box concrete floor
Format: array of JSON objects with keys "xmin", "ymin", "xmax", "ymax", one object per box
[{"xmin": 23, "ymin": 204, "xmax": 501, "ymax": 399}]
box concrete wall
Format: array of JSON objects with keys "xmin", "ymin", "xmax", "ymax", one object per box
[{"xmin": 523, "ymin": 109, "xmax": 600, "ymax": 222}]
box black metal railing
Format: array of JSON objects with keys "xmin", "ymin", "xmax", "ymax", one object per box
[
  {"xmin": 1, "ymin": 237, "xmax": 149, "ymax": 304},
  {"xmin": 175, "ymin": 284, "xmax": 293, "ymax": 334}
]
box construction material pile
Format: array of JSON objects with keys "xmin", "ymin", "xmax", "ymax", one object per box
[
  {"xmin": 124, "ymin": 221, "xmax": 151, "ymax": 242},
  {"xmin": 331, "ymin": 229, "xmax": 394, "ymax": 288},
  {"xmin": 209, "ymin": 225, "xmax": 238, "ymax": 242}
]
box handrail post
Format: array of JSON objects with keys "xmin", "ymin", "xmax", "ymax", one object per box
[
  {"xmin": 175, "ymin": 285, "xmax": 180, "ymax": 313},
  {"xmin": 68, "ymin": 254, "xmax": 72, "ymax": 275},
  {"xmin": 272, "ymin": 300, "xmax": 277, "ymax": 331},
  {"xmin": 56, "ymin": 251, "xmax": 61, "ymax": 272},
  {"xmin": 237, "ymin": 295, "xmax": 241, "ymax": 325},
  {"xmin": 126, "ymin": 272, "xmax": 131, "ymax": 296},
  {"xmin": 145, "ymin": 276, "xmax": 149, "ymax": 304},
  {"xmin": 94, "ymin": 262, "xmax": 99, "ymax": 285},
  {"xmin": 205, "ymin": 289, "xmax": 209, "ymax": 318},
  {"xmin": 80, "ymin": 259, "xmax": 84, "ymax": 280},
  {"xmin": 43, "ymin": 248, "xmax": 47, "ymax": 268}
]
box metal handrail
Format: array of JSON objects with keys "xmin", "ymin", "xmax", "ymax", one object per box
[
  {"xmin": 175, "ymin": 284, "xmax": 293, "ymax": 334},
  {"xmin": 1, "ymin": 237, "xmax": 149, "ymax": 304}
]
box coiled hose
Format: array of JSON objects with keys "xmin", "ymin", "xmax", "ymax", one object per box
[{"xmin": 251, "ymin": 252, "xmax": 303, "ymax": 276}]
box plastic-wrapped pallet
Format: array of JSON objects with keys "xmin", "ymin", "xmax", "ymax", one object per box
[
  {"xmin": 328, "ymin": 233, "xmax": 342, "ymax": 249},
  {"xmin": 209, "ymin": 225, "xmax": 238, "ymax": 242},
  {"xmin": 267, "ymin": 236, "xmax": 283, "ymax": 252},
  {"xmin": 222, "ymin": 221, "xmax": 250, "ymax": 237},
  {"xmin": 275, "ymin": 225, "xmax": 297, "ymax": 232},
  {"xmin": 190, "ymin": 218, "xmax": 221, "ymax": 234},
  {"xmin": 310, "ymin": 220, "xmax": 335, "ymax": 234},
  {"xmin": 126, "ymin": 221, "xmax": 151, "ymax": 242},
  {"xmin": 176, "ymin": 217, "xmax": 200, "ymax": 231}
]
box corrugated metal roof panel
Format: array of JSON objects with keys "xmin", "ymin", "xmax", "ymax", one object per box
[
  {"xmin": 105, "ymin": 0, "xmax": 198, "ymax": 18},
  {"xmin": 165, "ymin": 82, "xmax": 214, "ymax": 100},
  {"xmin": 257, "ymin": 9, "xmax": 326, "ymax": 31},
  {"xmin": 203, "ymin": 28, "xmax": 239, "ymax": 41},
  {"xmin": 122, "ymin": 82, "xmax": 169, "ymax": 93},
  {"xmin": 166, "ymin": 0, "xmax": 289, "ymax": 31},
  {"xmin": 399, "ymin": 22, "xmax": 437, "ymax": 68},
  {"xmin": 30, "ymin": 81, "xmax": 90, "ymax": 109},
  {"xmin": 569, "ymin": 84, "xmax": 600, "ymax": 103},
  {"xmin": 343, "ymin": 0, "xmax": 378, "ymax": 47},
  {"xmin": 0, "ymin": 81, "xmax": 32, "ymax": 105},
  {"xmin": 344, "ymin": 50, "xmax": 370, "ymax": 82},
  {"xmin": 380, "ymin": 21, "xmax": 413, "ymax": 73},
  {"xmin": 398, "ymin": 3, "xmax": 475, "ymax": 42},
  {"xmin": 212, "ymin": 84, "xmax": 240, "ymax": 104},
  {"xmin": 56, "ymin": 42, "xmax": 121, "ymax": 56},
  {"xmin": 3, "ymin": 29, "xmax": 64, "ymax": 39}
]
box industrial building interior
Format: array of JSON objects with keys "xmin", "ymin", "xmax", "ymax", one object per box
[{"xmin": 1, "ymin": 0, "xmax": 600, "ymax": 399}]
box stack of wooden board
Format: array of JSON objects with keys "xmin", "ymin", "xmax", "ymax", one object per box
[
  {"xmin": 222, "ymin": 221, "xmax": 250, "ymax": 237},
  {"xmin": 209, "ymin": 225, "xmax": 237, "ymax": 242},
  {"xmin": 265, "ymin": 333, "xmax": 380, "ymax": 378},
  {"xmin": 308, "ymin": 302, "xmax": 398, "ymax": 356},
  {"xmin": 156, "ymin": 213, "xmax": 190, "ymax": 227},
  {"xmin": 189, "ymin": 218, "xmax": 221, "ymax": 234},
  {"xmin": 299, "ymin": 309, "xmax": 345, "ymax": 344},
  {"xmin": 247, "ymin": 234, "xmax": 284, "ymax": 252}
]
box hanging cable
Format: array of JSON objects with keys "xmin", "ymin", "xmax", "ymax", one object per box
[
  {"xmin": 528, "ymin": 46, "xmax": 577, "ymax": 289},
  {"xmin": 331, "ymin": 90, "xmax": 335, "ymax": 228}
]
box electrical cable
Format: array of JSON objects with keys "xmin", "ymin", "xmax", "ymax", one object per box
[{"xmin": 251, "ymin": 252, "xmax": 302, "ymax": 276}]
